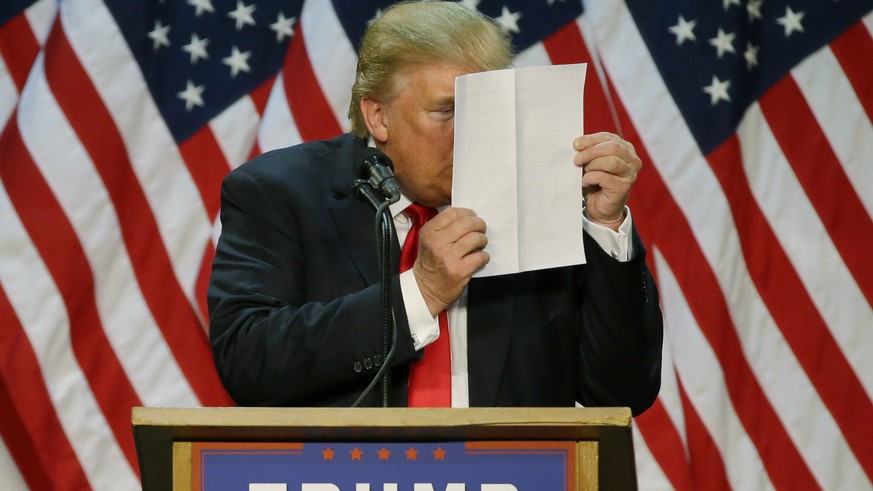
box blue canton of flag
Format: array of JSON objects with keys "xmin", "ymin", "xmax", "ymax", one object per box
[
  {"xmin": 105, "ymin": 0, "xmax": 304, "ymax": 142},
  {"xmin": 331, "ymin": 0, "xmax": 582, "ymax": 53},
  {"xmin": 627, "ymin": 0, "xmax": 873, "ymax": 153}
]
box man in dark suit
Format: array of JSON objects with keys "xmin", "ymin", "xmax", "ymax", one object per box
[{"xmin": 208, "ymin": 1, "xmax": 662, "ymax": 415}]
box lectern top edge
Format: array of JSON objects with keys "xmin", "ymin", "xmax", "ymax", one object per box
[{"xmin": 132, "ymin": 406, "xmax": 632, "ymax": 430}]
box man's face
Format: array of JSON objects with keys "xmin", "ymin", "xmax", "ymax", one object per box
[{"xmin": 373, "ymin": 63, "xmax": 475, "ymax": 208}]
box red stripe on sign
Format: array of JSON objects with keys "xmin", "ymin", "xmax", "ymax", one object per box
[
  {"xmin": 0, "ymin": 12, "xmax": 40, "ymax": 91},
  {"xmin": 283, "ymin": 25, "xmax": 343, "ymax": 142},
  {"xmin": 634, "ymin": 397, "xmax": 694, "ymax": 491},
  {"xmin": 709, "ymin": 133, "xmax": 873, "ymax": 481},
  {"xmin": 44, "ymin": 22, "xmax": 231, "ymax": 407},
  {"xmin": 604, "ymin": 82, "xmax": 818, "ymax": 488},
  {"xmin": 830, "ymin": 21, "xmax": 873, "ymax": 125},
  {"xmin": 760, "ymin": 75, "xmax": 873, "ymax": 311},
  {"xmin": 0, "ymin": 112, "xmax": 141, "ymax": 471},
  {"xmin": 0, "ymin": 285, "xmax": 89, "ymax": 491}
]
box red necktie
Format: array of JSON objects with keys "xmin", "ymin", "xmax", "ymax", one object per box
[{"xmin": 400, "ymin": 203, "xmax": 451, "ymax": 407}]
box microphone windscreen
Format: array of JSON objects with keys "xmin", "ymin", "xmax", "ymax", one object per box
[{"xmin": 353, "ymin": 147, "xmax": 394, "ymax": 178}]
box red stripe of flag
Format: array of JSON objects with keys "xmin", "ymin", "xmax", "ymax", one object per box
[
  {"xmin": 634, "ymin": 397, "xmax": 694, "ymax": 491},
  {"xmin": 170, "ymin": 80, "xmax": 239, "ymax": 326},
  {"xmin": 245, "ymin": 76, "xmax": 276, "ymax": 160},
  {"xmin": 708, "ymin": 133, "xmax": 873, "ymax": 481},
  {"xmin": 247, "ymin": 140, "xmax": 263, "ymax": 161},
  {"xmin": 179, "ymin": 126, "xmax": 228, "ymax": 221},
  {"xmin": 830, "ymin": 21, "xmax": 873, "ymax": 125},
  {"xmin": 0, "ymin": 112, "xmax": 141, "ymax": 471},
  {"xmin": 606, "ymin": 89, "xmax": 819, "ymax": 488},
  {"xmin": 0, "ymin": 12, "xmax": 40, "ymax": 91},
  {"xmin": 283, "ymin": 26, "xmax": 343, "ymax": 141},
  {"xmin": 250, "ymin": 75, "xmax": 276, "ymax": 116},
  {"xmin": 0, "ymin": 286, "xmax": 90, "ymax": 490},
  {"xmin": 631, "ymin": 249, "xmax": 697, "ymax": 491},
  {"xmin": 542, "ymin": 21, "xmax": 620, "ymax": 136},
  {"xmin": 675, "ymin": 377, "xmax": 733, "ymax": 490},
  {"xmin": 44, "ymin": 21, "xmax": 231, "ymax": 406},
  {"xmin": 541, "ymin": 21, "xmax": 590, "ymax": 63},
  {"xmin": 760, "ymin": 75, "xmax": 873, "ymax": 310},
  {"xmin": 195, "ymin": 243, "xmax": 216, "ymax": 327},
  {"xmin": 0, "ymin": 377, "xmax": 50, "ymax": 490}
]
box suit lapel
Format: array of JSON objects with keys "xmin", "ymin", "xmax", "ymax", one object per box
[{"xmin": 467, "ymin": 274, "xmax": 515, "ymax": 407}]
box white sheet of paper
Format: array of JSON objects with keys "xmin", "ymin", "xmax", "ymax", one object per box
[{"xmin": 452, "ymin": 63, "xmax": 587, "ymax": 277}]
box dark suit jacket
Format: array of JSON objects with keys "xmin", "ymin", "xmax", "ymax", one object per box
[{"xmin": 208, "ymin": 133, "xmax": 663, "ymax": 415}]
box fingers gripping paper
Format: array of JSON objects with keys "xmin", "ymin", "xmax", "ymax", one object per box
[{"xmin": 452, "ymin": 63, "xmax": 588, "ymax": 277}]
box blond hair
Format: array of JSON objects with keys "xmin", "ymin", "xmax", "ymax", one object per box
[{"xmin": 348, "ymin": 1, "xmax": 513, "ymax": 138}]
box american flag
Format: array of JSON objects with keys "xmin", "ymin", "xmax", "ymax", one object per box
[{"xmin": 0, "ymin": 0, "xmax": 870, "ymax": 489}]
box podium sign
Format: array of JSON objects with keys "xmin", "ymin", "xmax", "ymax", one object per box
[
  {"xmin": 132, "ymin": 407, "xmax": 637, "ymax": 491},
  {"xmin": 192, "ymin": 441, "xmax": 575, "ymax": 490}
]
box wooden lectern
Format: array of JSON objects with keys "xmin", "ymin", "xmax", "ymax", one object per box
[{"xmin": 132, "ymin": 407, "xmax": 637, "ymax": 491}]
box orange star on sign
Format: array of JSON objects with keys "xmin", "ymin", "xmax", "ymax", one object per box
[
  {"xmin": 377, "ymin": 447, "xmax": 391, "ymax": 461},
  {"xmin": 433, "ymin": 447, "xmax": 447, "ymax": 460},
  {"xmin": 350, "ymin": 447, "xmax": 363, "ymax": 461},
  {"xmin": 321, "ymin": 447, "xmax": 335, "ymax": 461},
  {"xmin": 405, "ymin": 447, "xmax": 419, "ymax": 461}
]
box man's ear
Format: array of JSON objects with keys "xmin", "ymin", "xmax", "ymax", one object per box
[{"xmin": 360, "ymin": 97, "xmax": 389, "ymax": 143}]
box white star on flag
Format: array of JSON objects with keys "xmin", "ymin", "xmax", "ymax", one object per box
[
  {"xmin": 182, "ymin": 33, "xmax": 210, "ymax": 64},
  {"xmin": 747, "ymin": 0, "xmax": 763, "ymax": 22},
  {"xmin": 177, "ymin": 80, "xmax": 205, "ymax": 111},
  {"xmin": 270, "ymin": 13, "xmax": 296, "ymax": 42},
  {"xmin": 187, "ymin": 0, "xmax": 214, "ymax": 17},
  {"xmin": 669, "ymin": 15, "xmax": 697, "ymax": 45},
  {"xmin": 703, "ymin": 75, "xmax": 731, "ymax": 105},
  {"xmin": 723, "ymin": 0, "xmax": 741, "ymax": 10},
  {"xmin": 367, "ymin": 9, "xmax": 383, "ymax": 26},
  {"xmin": 744, "ymin": 42, "xmax": 759, "ymax": 70},
  {"xmin": 709, "ymin": 28, "xmax": 736, "ymax": 58},
  {"xmin": 777, "ymin": 7, "xmax": 805, "ymax": 37},
  {"xmin": 228, "ymin": 1, "xmax": 257, "ymax": 30},
  {"xmin": 222, "ymin": 46, "xmax": 252, "ymax": 77},
  {"xmin": 495, "ymin": 6, "xmax": 522, "ymax": 33},
  {"xmin": 147, "ymin": 20, "xmax": 170, "ymax": 50}
]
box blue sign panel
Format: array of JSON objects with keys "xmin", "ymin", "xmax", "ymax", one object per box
[{"xmin": 193, "ymin": 441, "xmax": 576, "ymax": 490}]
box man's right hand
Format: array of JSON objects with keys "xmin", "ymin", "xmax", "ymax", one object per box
[{"xmin": 413, "ymin": 207, "xmax": 489, "ymax": 316}]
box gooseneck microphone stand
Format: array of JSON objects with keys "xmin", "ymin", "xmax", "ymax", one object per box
[{"xmin": 351, "ymin": 178, "xmax": 398, "ymax": 408}]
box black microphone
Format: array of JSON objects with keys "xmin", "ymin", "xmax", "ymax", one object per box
[{"xmin": 354, "ymin": 147, "xmax": 402, "ymax": 203}]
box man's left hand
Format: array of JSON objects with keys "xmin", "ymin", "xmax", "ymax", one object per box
[{"xmin": 573, "ymin": 132, "xmax": 642, "ymax": 231}]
